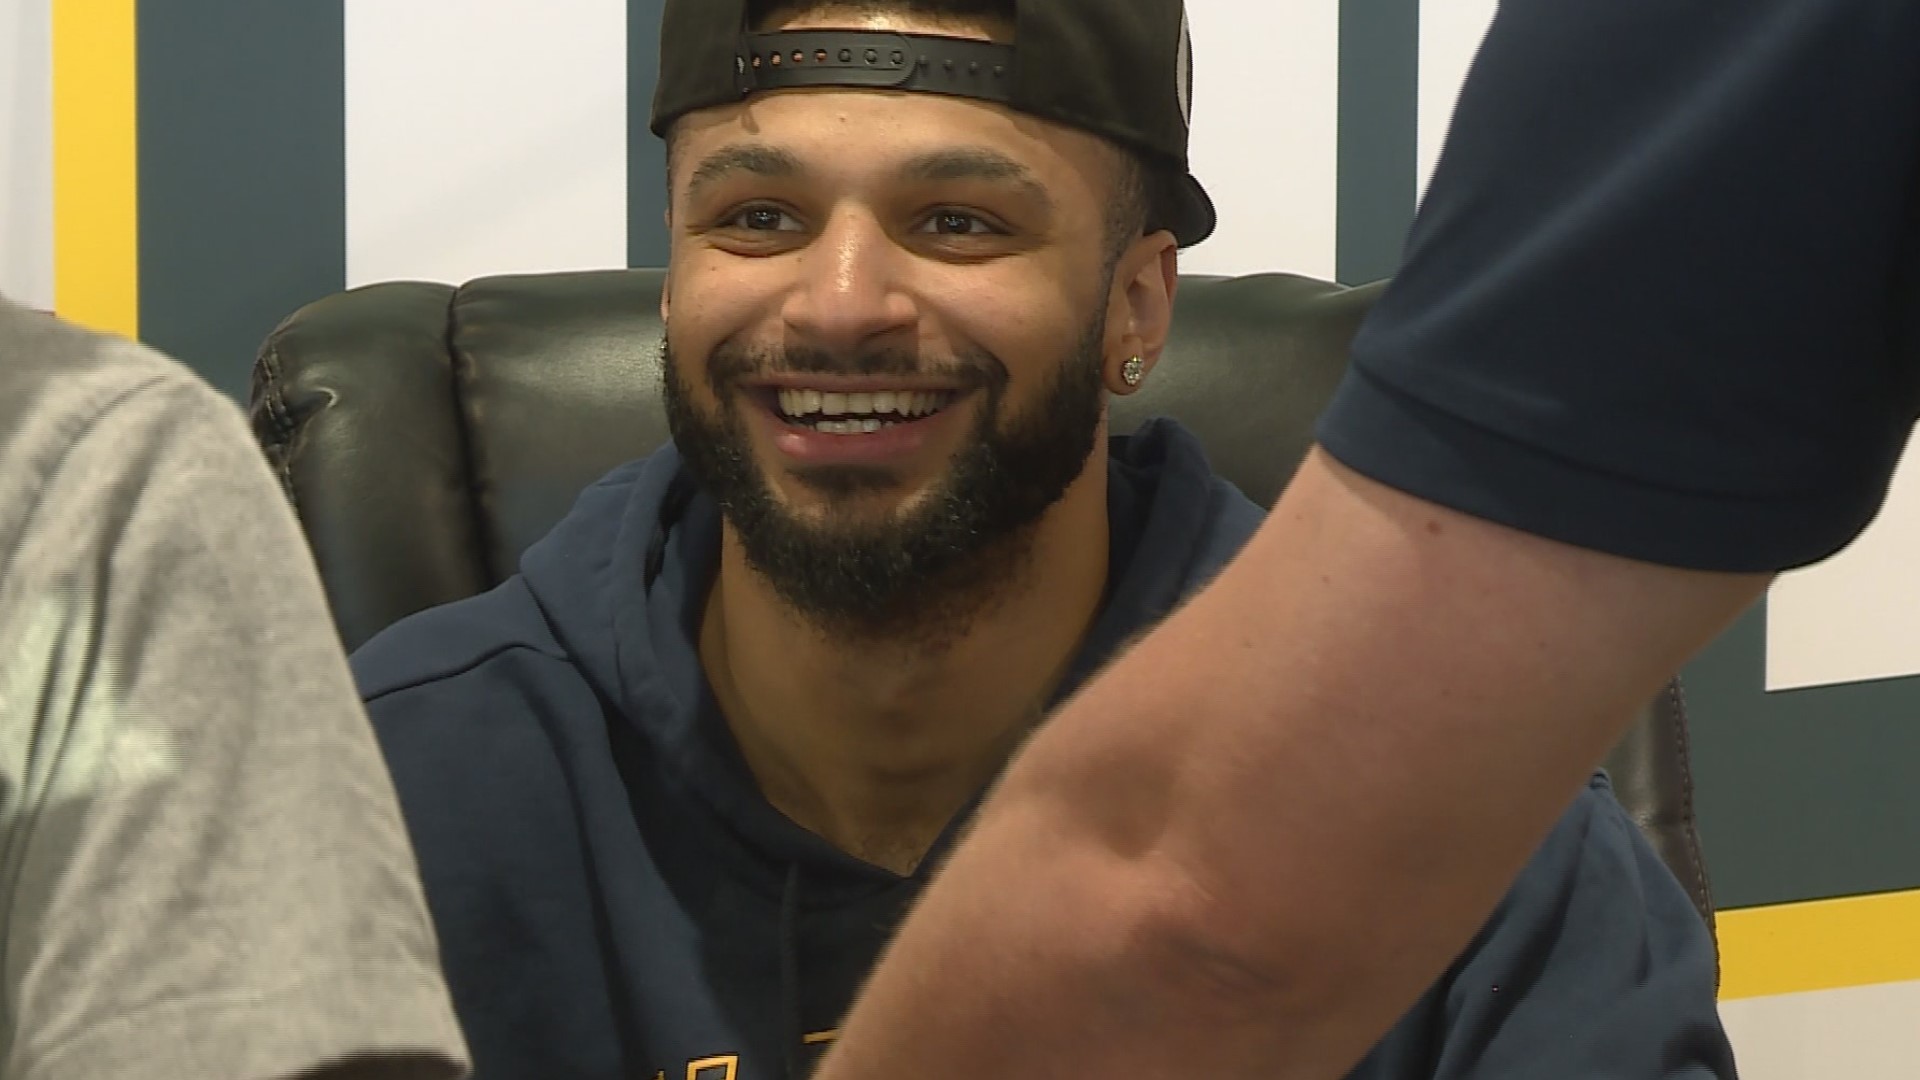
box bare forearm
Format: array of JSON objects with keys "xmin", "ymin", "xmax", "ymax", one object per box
[{"xmin": 817, "ymin": 451, "xmax": 1765, "ymax": 1080}]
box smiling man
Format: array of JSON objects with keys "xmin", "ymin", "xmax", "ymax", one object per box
[{"xmin": 352, "ymin": 1, "xmax": 1731, "ymax": 1078}]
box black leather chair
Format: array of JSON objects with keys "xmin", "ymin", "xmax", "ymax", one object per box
[{"xmin": 249, "ymin": 269, "xmax": 1717, "ymax": 942}]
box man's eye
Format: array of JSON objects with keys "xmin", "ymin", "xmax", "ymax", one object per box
[
  {"xmin": 919, "ymin": 212, "xmax": 996, "ymax": 237},
  {"xmin": 727, "ymin": 207, "xmax": 800, "ymax": 232}
]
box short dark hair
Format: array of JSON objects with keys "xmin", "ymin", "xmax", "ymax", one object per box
[
  {"xmin": 720, "ymin": 0, "xmax": 1175, "ymax": 259},
  {"xmin": 1106, "ymin": 151, "xmax": 1183, "ymax": 259}
]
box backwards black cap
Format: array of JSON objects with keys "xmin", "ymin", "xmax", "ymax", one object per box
[{"xmin": 650, "ymin": 0, "xmax": 1217, "ymax": 248}]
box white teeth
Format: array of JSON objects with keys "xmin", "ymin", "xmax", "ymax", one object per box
[{"xmin": 777, "ymin": 388, "xmax": 954, "ymax": 420}]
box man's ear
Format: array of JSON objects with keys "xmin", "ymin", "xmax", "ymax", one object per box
[{"xmin": 1103, "ymin": 232, "xmax": 1179, "ymax": 395}]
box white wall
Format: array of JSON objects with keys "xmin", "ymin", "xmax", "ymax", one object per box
[
  {"xmin": 0, "ymin": 0, "xmax": 54, "ymax": 309},
  {"xmin": 1768, "ymin": 432, "xmax": 1920, "ymax": 689},
  {"xmin": 1721, "ymin": 980, "xmax": 1920, "ymax": 1079},
  {"xmin": 1180, "ymin": 0, "xmax": 1501, "ymax": 278},
  {"xmin": 1179, "ymin": 0, "xmax": 1339, "ymax": 279},
  {"xmin": 1416, "ymin": 0, "xmax": 1498, "ymax": 199},
  {"xmin": 343, "ymin": 0, "xmax": 629, "ymax": 287}
]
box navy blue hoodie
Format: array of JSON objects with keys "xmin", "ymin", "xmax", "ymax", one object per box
[{"xmin": 357, "ymin": 419, "xmax": 1734, "ymax": 1080}]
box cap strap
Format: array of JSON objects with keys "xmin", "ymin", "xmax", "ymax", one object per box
[{"xmin": 735, "ymin": 30, "xmax": 1015, "ymax": 103}]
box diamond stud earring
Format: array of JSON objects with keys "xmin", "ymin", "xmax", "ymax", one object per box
[{"xmin": 1121, "ymin": 356, "xmax": 1146, "ymax": 388}]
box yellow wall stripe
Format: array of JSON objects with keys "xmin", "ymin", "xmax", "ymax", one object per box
[
  {"xmin": 52, "ymin": 0, "xmax": 139, "ymax": 339},
  {"xmin": 1718, "ymin": 887, "xmax": 1920, "ymax": 1000}
]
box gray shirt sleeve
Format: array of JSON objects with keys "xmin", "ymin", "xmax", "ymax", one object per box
[{"xmin": 0, "ymin": 327, "xmax": 471, "ymax": 1080}]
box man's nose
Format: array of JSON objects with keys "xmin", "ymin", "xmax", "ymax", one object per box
[{"xmin": 780, "ymin": 208, "xmax": 917, "ymax": 355}]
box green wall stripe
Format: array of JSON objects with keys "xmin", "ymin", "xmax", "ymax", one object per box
[
  {"xmin": 629, "ymin": 0, "xmax": 669, "ymax": 268},
  {"xmin": 1335, "ymin": 0, "xmax": 1419, "ymax": 285},
  {"xmin": 1686, "ymin": 601, "xmax": 1920, "ymax": 909},
  {"xmin": 137, "ymin": 0, "xmax": 345, "ymax": 400}
]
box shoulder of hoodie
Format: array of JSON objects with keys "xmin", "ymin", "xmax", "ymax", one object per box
[
  {"xmin": 351, "ymin": 458, "xmax": 653, "ymax": 709},
  {"xmin": 1478, "ymin": 770, "xmax": 1711, "ymax": 958},
  {"xmin": 1122, "ymin": 417, "xmax": 1267, "ymax": 563}
]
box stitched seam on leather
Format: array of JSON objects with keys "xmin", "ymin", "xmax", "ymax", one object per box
[
  {"xmin": 1667, "ymin": 678, "xmax": 1714, "ymax": 914},
  {"xmin": 258, "ymin": 337, "xmax": 300, "ymax": 509},
  {"xmin": 445, "ymin": 288, "xmax": 498, "ymax": 585},
  {"xmin": 1668, "ymin": 677, "xmax": 1720, "ymax": 993}
]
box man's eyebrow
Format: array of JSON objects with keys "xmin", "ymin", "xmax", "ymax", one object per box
[
  {"xmin": 897, "ymin": 149, "xmax": 1054, "ymax": 210},
  {"xmin": 684, "ymin": 144, "xmax": 805, "ymax": 203}
]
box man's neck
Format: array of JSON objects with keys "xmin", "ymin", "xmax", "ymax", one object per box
[{"xmin": 699, "ymin": 468, "xmax": 1111, "ymax": 876}]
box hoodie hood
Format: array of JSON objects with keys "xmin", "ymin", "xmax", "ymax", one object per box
[
  {"xmin": 517, "ymin": 416, "xmax": 1262, "ymax": 889},
  {"xmin": 491, "ymin": 416, "xmax": 1260, "ymax": 1078}
]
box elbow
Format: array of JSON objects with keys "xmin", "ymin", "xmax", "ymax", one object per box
[
  {"xmin": 1044, "ymin": 856, "xmax": 1406, "ymax": 1077},
  {"xmin": 994, "ymin": 726, "xmax": 1373, "ymax": 1037},
  {"xmin": 1109, "ymin": 857, "xmax": 1340, "ymax": 1032},
  {"xmin": 1005, "ymin": 775, "xmax": 1343, "ymax": 1025}
]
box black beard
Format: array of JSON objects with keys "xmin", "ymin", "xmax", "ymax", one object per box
[{"xmin": 661, "ymin": 320, "xmax": 1107, "ymax": 649}]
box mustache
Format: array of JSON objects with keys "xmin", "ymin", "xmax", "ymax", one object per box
[{"xmin": 702, "ymin": 339, "xmax": 1006, "ymax": 390}]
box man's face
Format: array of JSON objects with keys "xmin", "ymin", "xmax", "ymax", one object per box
[{"xmin": 662, "ymin": 11, "xmax": 1158, "ymax": 642}]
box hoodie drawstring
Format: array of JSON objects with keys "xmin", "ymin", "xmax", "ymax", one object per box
[{"xmin": 780, "ymin": 862, "xmax": 805, "ymax": 1080}]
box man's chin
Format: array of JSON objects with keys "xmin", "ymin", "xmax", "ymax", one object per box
[
  {"xmin": 763, "ymin": 486, "xmax": 937, "ymax": 539},
  {"xmin": 758, "ymin": 456, "xmax": 935, "ymax": 507}
]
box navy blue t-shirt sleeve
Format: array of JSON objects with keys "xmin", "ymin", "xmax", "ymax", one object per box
[
  {"xmin": 1317, "ymin": 0, "xmax": 1920, "ymax": 571},
  {"xmin": 1430, "ymin": 778, "xmax": 1734, "ymax": 1078}
]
